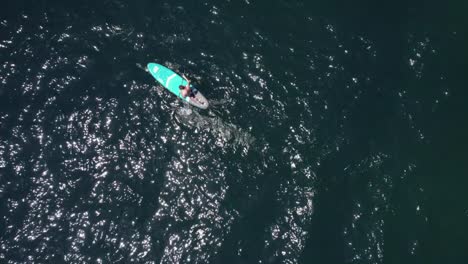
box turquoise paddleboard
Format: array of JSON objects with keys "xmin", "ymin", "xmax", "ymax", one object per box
[{"xmin": 147, "ymin": 63, "xmax": 209, "ymax": 109}]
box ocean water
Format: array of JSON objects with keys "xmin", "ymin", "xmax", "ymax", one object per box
[{"xmin": 1, "ymin": 1, "xmax": 467, "ymax": 263}]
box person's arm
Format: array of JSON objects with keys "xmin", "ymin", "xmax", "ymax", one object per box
[{"xmin": 182, "ymin": 74, "xmax": 191, "ymax": 88}]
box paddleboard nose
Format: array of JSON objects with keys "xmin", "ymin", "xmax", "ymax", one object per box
[{"xmin": 147, "ymin": 63, "xmax": 159, "ymax": 73}]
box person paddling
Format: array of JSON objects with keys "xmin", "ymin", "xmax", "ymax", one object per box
[
  {"xmin": 178, "ymin": 74, "xmax": 206, "ymax": 106},
  {"xmin": 179, "ymin": 74, "xmax": 195, "ymax": 98}
]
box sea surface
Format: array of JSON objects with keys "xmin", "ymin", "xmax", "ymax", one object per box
[{"xmin": 1, "ymin": 1, "xmax": 468, "ymax": 263}]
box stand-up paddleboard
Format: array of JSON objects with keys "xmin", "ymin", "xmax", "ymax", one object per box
[{"xmin": 147, "ymin": 63, "xmax": 209, "ymax": 109}]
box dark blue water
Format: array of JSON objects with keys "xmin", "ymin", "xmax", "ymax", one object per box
[{"xmin": 1, "ymin": 1, "xmax": 468, "ymax": 263}]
